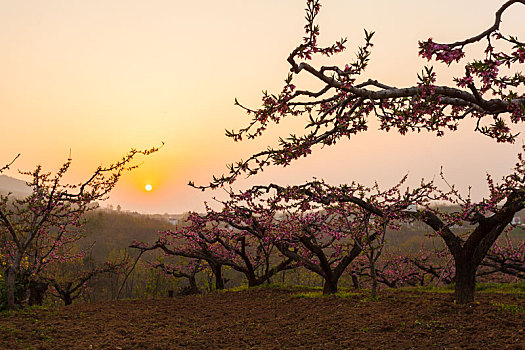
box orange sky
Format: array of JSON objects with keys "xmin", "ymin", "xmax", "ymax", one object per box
[{"xmin": 1, "ymin": 0, "xmax": 524, "ymax": 213}]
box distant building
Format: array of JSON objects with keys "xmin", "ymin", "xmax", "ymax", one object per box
[{"xmin": 168, "ymin": 218, "xmax": 179, "ymax": 226}]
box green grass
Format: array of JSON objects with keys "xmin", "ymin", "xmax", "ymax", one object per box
[
  {"xmin": 399, "ymin": 282, "xmax": 525, "ymax": 296},
  {"xmin": 291, "ymin": 290, "xmax": 361, "ymax": 299},
  {"xmin": 490, "ymin": 301, "xmax": 525, "ymax": 314},
  {"xmin": 218, "ymin": 283, "xmax": 290, "ymax": 293},
  {"xmin": 220, "ymin": 283, "xmax": 322, "ymax": 294},
  {"xmin": 219, "ymin": 281, "xmax": 525, "ymax": 300},
  {"xmin": 291, "ymin": 291, "xmax": 323, "ymax": 299},
  {"xmin": 400, "ymin": 284, "xmax": 454, "ymax": 294},
  {"xmin": 476, "ymin": 282, "xmax": 525, "ymax": 295},
  {"xmin": 1, "ymin": 304, "xmax": 50, "ymax": 318},
  {"xmin": 222, "ymin": 285, "xmax": 249, "ymax": 293}
]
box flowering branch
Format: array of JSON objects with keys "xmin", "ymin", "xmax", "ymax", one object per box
[{"xmin": 193, "ymin": 0, "xmax": 525, "ymax": 190}]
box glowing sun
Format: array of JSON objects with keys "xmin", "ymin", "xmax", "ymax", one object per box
[{"xmin": 145, "ymin": 184, "xmax": 153, "ymax": 192}]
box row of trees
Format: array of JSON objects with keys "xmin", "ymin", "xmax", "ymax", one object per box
[
  {"xmin": 133, "ymin": 226, "xmax": 524, "ymax": 292},
  {"xmin": 134, "ymin": 151, "xmax": 525, "ymax": 303},
  {"xmin": 2, "ymin": 0, "xmax": 524, "ymax": 308},
  {"xmin": 178, "ymin": 0, "xmax": 525, "ymax": 305}
]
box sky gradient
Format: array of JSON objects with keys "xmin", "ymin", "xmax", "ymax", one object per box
[{"xmin": 1, "ymin": 0, "xmax": 525, "ymax": 213}]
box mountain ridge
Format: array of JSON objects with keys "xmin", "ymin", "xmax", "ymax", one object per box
[{"xmin": 0, "ymin": 174, "xmax": 30, "ymax": 196}]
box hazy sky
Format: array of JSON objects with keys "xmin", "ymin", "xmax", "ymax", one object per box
[{"xmin": 1, "ymin": 0, "xmax": 525, "ymax": 213}]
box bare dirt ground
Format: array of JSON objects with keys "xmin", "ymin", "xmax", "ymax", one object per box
[{"xmin": 1, "ymin": 287, "xmax": 524, "ymax": 349}]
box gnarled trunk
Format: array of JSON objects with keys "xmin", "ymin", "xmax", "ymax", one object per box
[
  {"xmin": 63, "ymin": 293, "xmax": 73, "ymax": 306},
  {"xmin": 188, "ymin": 274, "xmax": 199, "ymax": 294},
  {"xmin": 370, "ymin": 259, "xmax": 378, "ymax": 298},
  {"xmin": 28, "ymin": 280, "xmax": 48, "ymax": 306},
  {"xmin": 211, "ymin": 264, "xmax": 224, "ymax": 290},
  {"xmin": 454, "ymin": 258, "xmax": 477, "ymax": 304},
  {"xmin": 322, "ymin": 278, "xmax": 338, "ymax": 294},
  {"xmin": 6, "ymin": 267, "xmax": 16, "ymax": 310},
  {"xmin": 351, "ymin": 273, "xmax": 359, "ymax": 289},
  {"xmin": 247, "ymin": 277, "xmax": 258, "ymax": 288}
]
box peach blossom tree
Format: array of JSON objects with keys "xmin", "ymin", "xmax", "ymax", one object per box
[{"xmin": 0, "ymin": 146, "xmax": 159, "ymax": 310}]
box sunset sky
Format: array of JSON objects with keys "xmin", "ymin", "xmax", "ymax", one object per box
[{"xmin": 1, "ymin": 0, "xmax": 524, "ymax": 214}]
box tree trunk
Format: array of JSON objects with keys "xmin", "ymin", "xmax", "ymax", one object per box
[
  {"xmin": 351, "ymin": 274, "xmax": 359, "ymax": 289},
  {"xmin": 188, "ymin": 275, "xmax": 198, "ymax": 293},
  {"xmin": 370, "ymin": 259, "xmax": 378, "ymax": 299},
  {"xmin": 247, "ymin": 277, "xmax": 258, "ymax": 288},
  {"xmin": 28, "ymin": 280, "xmax": 48, "ymax": 306},
  {"xmin": 63, "ymin": 294, "xmax": 73, "ymax": 306},
  {"xmin": 265, "ymin": 275, "xmax": 271, "ymax": 285},
  {"xmin": 454, "ymin": 259, "xmax": 477, "ymax": 304},
  {"xmin": 211, "ymin": 264, "xmax": 224, "ymax": 290},
  {"xmin": 6, "ymin": 268, "xmax": 16, "ymax": 310},
  {"xmin": 322, "ymin": 278, "xmax": 338, "ymax": 294}
]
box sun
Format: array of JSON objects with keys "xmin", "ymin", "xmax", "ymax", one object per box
[{"xmin": 145, "ymin": 184, "xmax": 153, "ymax": 192}]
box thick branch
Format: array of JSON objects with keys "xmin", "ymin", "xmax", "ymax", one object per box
[{"xmin": 442, "ymin": 0, "xmax": 525, "ymax": 48}]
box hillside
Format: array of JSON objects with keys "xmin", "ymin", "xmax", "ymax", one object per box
[
  {"xmin": 0, "ymin": 174, "xmax": 30, "ymax": 197},
  {"xmin": 81, "ymin": 209, "xmax": 176, "ymax": 261}
]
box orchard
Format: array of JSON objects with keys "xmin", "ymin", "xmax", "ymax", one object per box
[
  {"xmin": 187, "ymin": 0, "xmax": 524, "ymax": 304},
  {"xmin": 0, "ymin": 1, "xmax": 522, "ymax": 308},
  {"xmin": 1, "ymin": 0, "xmax": 524, "ymax": 348}
]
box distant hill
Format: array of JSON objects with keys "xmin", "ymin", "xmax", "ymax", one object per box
[
  {"xmin": 82, "ymin": 209, "xmax": 176, "ymax": 261},
  {"xmin": 0, "ymin": 174, "xmax": 30, "ymax": 197}
]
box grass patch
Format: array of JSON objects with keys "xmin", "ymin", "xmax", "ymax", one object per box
[
  {"xmin": 223, "ymin": 285, "xmax": 249, "ymax": 293},
  {"xmin": 400, "ymin": 282, "xmax": 525, "ymax": 296},
  {"xmin": 490, "ymin": 301, "xmax": 525, "ymax": 314},
  {"xmin": 221, "ymin": 283, "xmax": 323, "ymax": 294},
  {"xmin": 1, "ymin": 304, "xmax": 49, "ymax": 318},
  {"xmin": 252, "ymin": 283, "xmax": 304, "ymax": 291},
  {"xmin": 0, "ymin": 323, "xmax": 23, "ymax": 338},
  {"xmin": 337, "ymin": 291, "xmax": 362, "ymax": 298},
  {"xmin": 220, "ymin": 283, "xmax": 292, "ymax": 293},
  {"xmin": 400, "ymin": 284, "xmax": 454, "ymax": 294},
  {"xmin": 476, "ymin": 282, "xmax": 525, "ymax": 295},
  {"xmin": 0, "ymin": 310, "xmax": 16, "ymax": 318},
  {"xmin": 215, "ymin": 281, "xmax": 525, "ymax": 299},
  {"xmin": 292, "ymin": 290, "xmax": 361, "ymax": 299},
  {"xmin": 359, "ymin": 294, "xmax": 382, "ymax": 302},
  {"xmin": 292, "ymin": 291, "xmax": 324, "ymax": 299},
  {"xmin": 21, "ymin": 305, "xmax": 49, "ymax": 313}
]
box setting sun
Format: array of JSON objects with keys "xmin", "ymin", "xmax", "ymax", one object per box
[{"xmin": 145, "ymin": 184, "xmax": 153, "ymax": 192}]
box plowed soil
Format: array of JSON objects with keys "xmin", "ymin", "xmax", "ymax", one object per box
[{"xmin": 1, "ymin": 287, "xmax": 524, "ymax": 349}]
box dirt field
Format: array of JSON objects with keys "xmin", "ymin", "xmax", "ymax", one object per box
[{"xmin": 1, "ymin": 287, "xmax": 524, "ymax": 349}]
